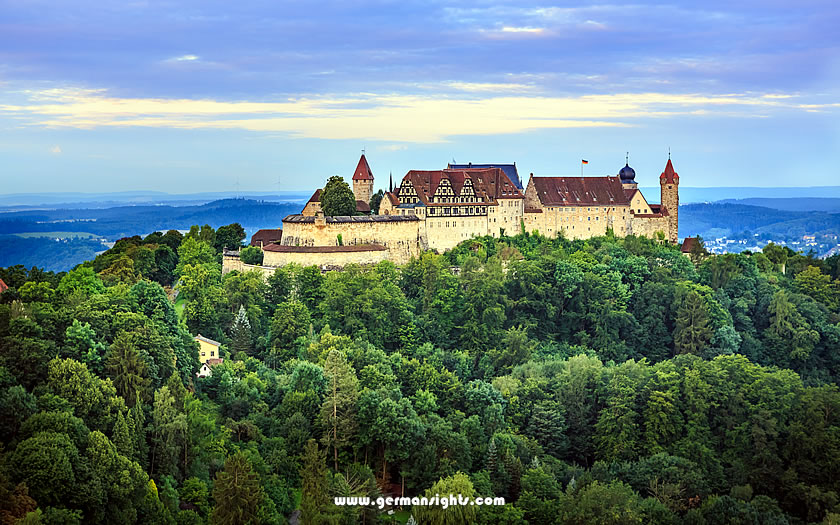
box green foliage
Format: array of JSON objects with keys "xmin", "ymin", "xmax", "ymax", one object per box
[
  {"xmin": 320, "ymin": 175, "xmax": 357, "ymax": 216},
  {"xmin": 211, "ymin": 452, "xmax": 265, "ymax": 525},
  {"xmin": 240, "ymin": 246, "xmax": 264, "ymax": 266}
]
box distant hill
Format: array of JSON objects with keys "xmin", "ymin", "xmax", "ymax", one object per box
[
  {"xmin": 717, "ymin": 197, "xmax": 840, "ymax": 213},
  {"xmin": 0, "ymin": 235, "xmax": 108, "ymax": 272},
  {"xmin": 0, "ymin": 198, "xmax": 303, "ymax": 239},
  {"xmin": 680, "ymin": 203, "xmax": 840, "ymax": 241},
  {"xmin": 639, "ymin": 186, "xmax": 840, "ymax": 204}
]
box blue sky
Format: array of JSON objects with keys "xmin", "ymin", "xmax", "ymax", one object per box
[{"xmin": 1, "ymin": 1, "xmax": 838, "ymax": 193}]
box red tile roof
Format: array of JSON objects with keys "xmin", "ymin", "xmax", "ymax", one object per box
[
  {"xmin": 352, "ymin": 154, "xmax": 374, "ymax": 181},
  {"xmin": 308, "ymin": 189, "xmax": 322, "ymax": 203},
  {"xmin": 206, "ymin": 358, "xmax": 224, "ymax": 366},
  {"xmin": 660, "ymin": 159, "xmax": 679, "ymax": 184},
  {"xmin": 385, "ymin": 192, "xmax": 399, "ymax": 205},
  {"xmin": 681, "ymin": 237, "xmax": 700, "ymax": 253},
  {"xmin": 531, "ymin": 176, "xmax": 630, "ymax": 206},
  {"xmin": 398, "ymin": 167, "xmax": 522, "ymax": 207},
  {"xmin": 0, "ymin": 279, "xmax": 7, "ymax": 294},
  {"xmin": 250, "ymin": 229, "xmax": 283, "ymax": 247}
]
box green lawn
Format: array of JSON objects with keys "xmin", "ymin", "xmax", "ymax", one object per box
[{"xmin": 174, "ymin": 294, "xmax": 186, "ymax": 318}]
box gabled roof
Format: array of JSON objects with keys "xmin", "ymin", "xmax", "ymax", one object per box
[
  {"xmin": 194, "ymin": 334, "xmax": 221, "ymax": 347},
  {"xmin": 0, "ymin": 279, "xmax": 7, "ymax": 294},
  {"xmin": 660, "ymin": 159, "xmax": 679, "ymax": 184},
  {"xmin": 308, "ymin": 189, "xmax": 322, "ymax": 203},
  {"xmin": 447, "ymin": 163, "xmax": 523, "ymax": 189},
  {"xmin": 385, "ymin": 192, "xmax": 399, "ymax": 205},
  {"xmin": 531, "ymin": 176, "xmax": 629, "ymax": 206},
  {"xmin": 681, "ymin": 237, "xmax": 700, "ymax": 253},
  {"xmin": 398, "ymin": 167, "xmax": 523, "ymax": 207},
  {"xmin": 352, "ymin": 154, "xmax": 374, "ymax": 181},
  {"xmin": 250, "ymin": 229, "xmax": 283, "ymax": 247}
]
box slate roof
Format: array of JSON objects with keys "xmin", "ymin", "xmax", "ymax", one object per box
[
  {"xmin": 250, "ymin": 229, "xmax": 283, "ymax": 247},
  {"xmin": 399, "ymin": 167, "xmax": 523, "ymax": 207},
  {"xmin": 531, "ymin": 176, "xmax": 630, "ymax": 207},
  {"xmin": 263, "ymin": 243, "xmax": 387, "ymax": 253},
  {"xmin": 194, "ymin": 334, "xmax": 221, "ymax": 347},
  {"xmin": 447, "ymin": 163, "xmax": 523, "ymax": 189},
  {"xmin": 352, "ymin": 154, "xmax": 374, "ymax": 180}
]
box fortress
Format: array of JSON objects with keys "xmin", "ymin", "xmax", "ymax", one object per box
[{"xmin": 224, "ymin": 154, "xmax": 680, "ymax": 272}]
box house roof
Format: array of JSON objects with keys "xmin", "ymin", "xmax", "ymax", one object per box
[
  {"xmin": 384, "ymin": 192, "xmax": 399, "ymax": 205},
  {"xmin": 263, "ymin": 243, "xmax": 387, "ymax": 253},
  {"xmin": 352, "ymin": 154, "xmax": 374, "ymax": 181},
  {"xmin": 0, "ymin": 279, "xmax": 7, "ymax": 294},
  {"xmin": 447, "ymin": 163, "xmax": 523, "ymax": 189},
  {"xmin": 397, "ymin": 167, "xmax": 523, "ymax": 207},
  {"xmin": 660, "ymin": 159, "xmax": 679, "ymax": 184},
  {"xmin": 206, "ymin": 358, "xmax": 224, "ymax": 366},
  {"xmin": 681, "ymin": 237, "xmax": 700, "ymax": 253},
  {"xmin": 194, "ymin": 334, "xmax": 221, "ymax": 347},
  {"xmin": 250, "ymin": 229, "xmax": 283, "ymax": 247},
  {"xmin": 531, "ymin": 176, "xmax": 630, "ymax": 207},
  {"xmin": 307, "ymin": 189, "xmax": 322, "ymax": 203}
]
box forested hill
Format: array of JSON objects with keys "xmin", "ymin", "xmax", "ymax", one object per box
[
  {"xmin": 0, "ymin": 198, "xmax": 301, "ymax": 239},
  {"xmin": 1, "ymin": 228, "xmax": 840, "ymax": 524},
  {"xmin": 680, "ymin": 202, "xmax": 840, "ymax": 239}
]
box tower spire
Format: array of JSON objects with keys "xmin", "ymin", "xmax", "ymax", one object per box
[
  {"xmin": 626, "ymin": 151, "xmax": 629, "ymax": 165},
  {"xmin": 389, "ymin": 171, "xmax": 393, "ymax": 193}
]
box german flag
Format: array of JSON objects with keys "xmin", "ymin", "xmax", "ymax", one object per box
[{"xmin": 581, "ymin": 159, "xmax": 589, "ymax": 164}]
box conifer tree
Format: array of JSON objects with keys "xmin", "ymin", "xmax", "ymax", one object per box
[
  {"xmin": 211, "ymin": 452, "xmax": 263, "ymax": 525},
  {"xmin": 319, "ymin": 350, "xmax": 359, "ymax": 471},
  {"xmin": 112, "ymin": 410, "xmax": 135, "ymax": 459},
  {"xmin": 230, "ymin": 305, "xmax": 252, "ymax": 357},
  {"xmin": 300, "ymin": 439, "xmax": 329, "ymax": 525},
  {"xmin": 673, "ymin": 291, "xmax": 713, "ymax": 355}
]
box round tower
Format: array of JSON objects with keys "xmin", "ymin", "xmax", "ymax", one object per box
[
  {"xmin": 659, "ymin": 158, "xmax": 679, "ymax": 243},
  {"xmin": 352, "ymin": 154, "xmax": 374, "ymax": 204}
]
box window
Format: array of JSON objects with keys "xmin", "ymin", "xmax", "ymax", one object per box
[
  {"xmin": 210, "ymin": 351, "xmax": 215, "ymax": 357},
  {"xmin": 201, "ymin": 352, "xmax": 206, "ymax": 357}
]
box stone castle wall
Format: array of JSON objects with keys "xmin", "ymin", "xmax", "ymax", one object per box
[
  {"xmin": 630, "ymin": 214, "xmax": 670, "ymax": 239},
  {"xmin": 525, "ymin": 205, "xmax": 631, "ymax": 239},
  {"xmin": 280, "ymin": 215, "xmax": 422, "ymax": 264}
]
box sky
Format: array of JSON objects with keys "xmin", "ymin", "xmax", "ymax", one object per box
[{"xmin": 1, "ymin": 0, "xmax": 839, "ymax": 194}]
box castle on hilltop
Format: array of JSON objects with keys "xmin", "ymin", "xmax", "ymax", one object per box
[{"xmin": 224, "ymin": 154, "xmax": 680, "ymax": 272}]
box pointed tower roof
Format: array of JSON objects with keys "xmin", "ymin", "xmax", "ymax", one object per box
[
  {"xmin": 352, "ymin": 154, "xmax": 374, "ymax": 181},
  {"xmin": 659, "ymin": 158, "xmax": 679, "ymax": 184}
]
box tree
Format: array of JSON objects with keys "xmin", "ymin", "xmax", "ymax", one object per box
[
  {"xmin": 320, "ymin": 350, "xmax": 359, "ymax": 471},
  {"xmin": 106, "ymin": 332, "xmax": 152, "ymax": 407},
  {"xmin": 211, "ymin": 452, "xmax": 264, "ymax": 525},
  {"xmin": 300, "ymin": 439, "xmax": 329, "ymax": 525},
  {"xmin": 320, "ymin": 176, "xmax": 356, "ymax": 216},
  {"xmin": 269, "ymin": 302, "xmax": 311, "ymax": 364},
  {"xmin": 673, "ymin": 291, "xmax": 713, "ymax": 355},
  {"xmin": 240, "ymin": 246, "xmax": 264, "ymax": 266},
  {"xmin": 412, "ymin": 472, "xmax": 477, "ymax": 525},
  {"xmin": 215, "ymin": 223, "xmax": 246, "ymax": 252},
  {"xmin": 370, "ymin": 189, "xmax": 384, "ymax": 214},
  {"xmin": 230, "ymin": 305, "xmax": 253, "ymax": 357}
]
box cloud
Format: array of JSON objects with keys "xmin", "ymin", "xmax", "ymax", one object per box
[
  {"xmin": 167, "ymin": 54, "xmax": 200, "ymax": 62},
  {"xmin": 50, "ymin": 145, "xmax": 62, "ymax": 154},
  {"xmin": 1, "ymin": 87, "xmax": 832, "ymax": 143}
]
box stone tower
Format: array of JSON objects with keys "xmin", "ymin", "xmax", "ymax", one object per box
[
  {"xmin": 659, "ymin": 158, "xmax": 680, "ymax": 243},
  {"xmin": 352, "ymin": 154, "xmax": 374, "ymax": 204}
]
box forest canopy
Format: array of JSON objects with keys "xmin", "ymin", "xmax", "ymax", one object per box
[{"xmin": 1, "ymin": 226, "xmax": 840, "ymax": 524}]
